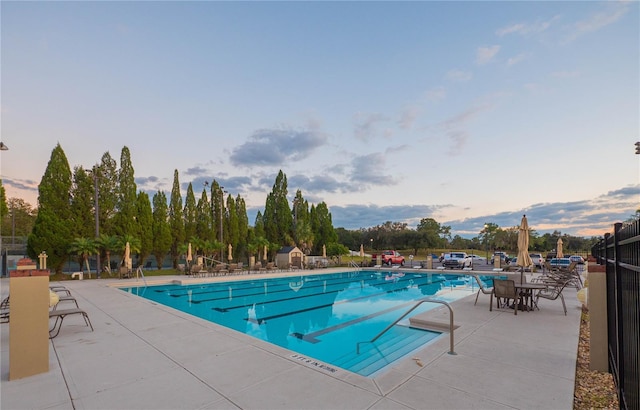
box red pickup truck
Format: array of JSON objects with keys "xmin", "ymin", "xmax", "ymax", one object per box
[{"xmin": 371, "ymin": 250, "xmax": 405, "ymax": 266}]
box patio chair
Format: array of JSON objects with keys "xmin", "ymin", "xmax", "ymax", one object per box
[
  {"xmin": 491, "ymin": 279, "xmax": 522, "ymax": 315},
  {"xmin": 49, "ymin": 308, "xmax": 94, "ymax": 338},
  {"xmin": 535, "ymin": 278, "xmax": 571, "ymax": 315},
  {"xmin": 1, "ymin": 296, "xmax": 9, "ymax": 323},
  {"xmin": 472, "ymin": 275, "xmax": 493, "ymax": 306}
]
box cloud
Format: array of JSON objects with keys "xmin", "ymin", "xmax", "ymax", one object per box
[
  {"xmin": 353, "ymin": 112, "xmax": 390, "ymax": 141},
  {"xmin": 330, "ymin": 204, "xmax": 453, "ymax": 230},
  {"xmin": 507, "ymin": 52, "xmax": 530, "ymax": 67},
  {"xmin": 229, "ymin": 127, "xmax": 328, "ymax": 167},
  {"xmin": 564, "ymin": 2, "xmax": 630, "ymax": 43},
  {"xmin": 476, "ymin": 45, "xmax": 500, "ymax": 65},
  {"xmin": 439, "ymin": 103, "xmax": 492, "ymax": 130},
  {"xmin": 398, "ymin": 107, "xmax": 419, "ymax": 130},
  {"xmin": 323, "ymin": 184, "xmax": 638, "ymax": 238},
  {"xmin": 425, "ymin": 86, "xmax": 446, "ymax": 102},
  {"xmin": 348, "ymin": 153, "xmax": 396, "ymax": 187},
  {"xmin": 496, "ymin": 16, "xmax": 559, "ymax": 37},
  {"xmin": 445, "ymin": 130, "xmax": 469, "ymax": 156},
  {"xmin": 2, "ymin": 177, "xmax": 38, "ymax": 194},
  {"xmin": 184, "ymin": 166, "xmax": 208, "ymax": 176},
  {"xmin": 446, "ymin": 69, "xmax": 472, "ymax": 83}
]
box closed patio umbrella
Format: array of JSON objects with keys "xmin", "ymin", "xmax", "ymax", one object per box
[
  {"xmin": 322, "ymin": 244, "xmax": 326, "ymax": 258},
  {"xmin": 124, "ymin": 242, "xmax": 132, "ymax": 270},
  {"xmin": 516, "ymin": 215, "xmax": 533, "ymax": 284},
  {"xmin": 228, "ymin": 244, "xmax": 233, "ymax": 261},
  {"xmin": 187, "ymin": 243, "xmax": 193, "ymax": 267},
  {"xmin": 556, "ymin": 238, "xmax": 564, "ymax": 258},
  {"xmin": 263, "ymin": 245, "xmax": 268, "ymax": 261},
  {"xmin": 360, "ymin": 244, "xmax": 364, "ymax": 258}
]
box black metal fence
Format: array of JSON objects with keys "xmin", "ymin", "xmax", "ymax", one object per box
[{"xmin": 592, "ymin": 220, "xmax": 640, "ymax": 410}]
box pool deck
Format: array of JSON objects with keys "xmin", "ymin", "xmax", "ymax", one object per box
[{"xmin": 1, "ymin": 269, "xmax": 582, "ymax": 409}]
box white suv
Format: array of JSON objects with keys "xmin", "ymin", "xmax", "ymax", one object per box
[{"xmin": 529, "ymin": 253, "xmax": 544, "ymax": 268}]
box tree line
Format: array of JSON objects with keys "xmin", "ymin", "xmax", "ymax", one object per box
[
  {"xmin": 0, "ymin": 143, "xmax": 606, "ymax": 273},
  {"xmin": 17, "ymin": 143, "xmax": 342, "ymax": 273}
]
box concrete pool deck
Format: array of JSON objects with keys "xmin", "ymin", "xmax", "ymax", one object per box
[{"xmin": 1, "ymin": 269, "xmax": 582, "ymax": 409}]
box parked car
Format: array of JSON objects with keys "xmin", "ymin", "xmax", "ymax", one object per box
[
  {"xmin": 490, "ymin": 252, "xmax": 509, "ymax": 265},
  {"xmin": 529, "ymin": 253, "xmax": 545, "ymax": 268},
  {"xmin": 442, "ymin": 252, "xmax": 472, "ymax": 269},
  {"xmin": 467, "ymin": 254, "xmax": 487, "ymax": 264},
  {"xmin": 548, "ymin": 257, "xmax": 572, "ymax": 268},
  {"xmin": 569, "ymin": 255, "xmax": 585, "ymax": 264}
]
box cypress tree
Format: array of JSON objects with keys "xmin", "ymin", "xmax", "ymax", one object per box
[
  {"xmin": 263, "ymin": 170, "xmax": 293, "ymax": 246},
  {"xmin": 235, "ymin": 195, "xmax": 249, "ymax": 261},
  {"xmin": 136, "ymin": 191, "xmax": 153, "ymax": 268},
  {"xmin": 168, "ymin": 170, "xmax": 184, "ymax": 268},
  {"xmin": 196, "ymin": 187, "xmax": 213, "ymax": 242},
  {"xmin": 70, "ymin": 166, "xmax": 95, "ymax": 239},
  {"xmin": 96, "ymin": 152, "xmax": 118, "ymax": 235},
  {"xmin": 114, "ymin": 146, "xmax": 137, "ymax": 236},
  {"xmin": 312, "ymin": 202, "xmax": 337, "ymax": 254},
  {"xmin": 183, "ymin": 182, "xmax": 197, "ymax": 241},
  {"xmin": 0, "ymin": 180, "xmax": 7, "ymax": 221},
  {"xmin": 152, "ymin": 191, "xmax": 172, "ymax": 270},
  {"xmin": 27, "ymin": 143, "xmax": 73, "ymax": 272}
]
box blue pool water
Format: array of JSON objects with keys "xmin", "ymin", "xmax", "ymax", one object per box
[{"xmin": 122, "ymin": 271, "xmax": 493, "ymax": 377}]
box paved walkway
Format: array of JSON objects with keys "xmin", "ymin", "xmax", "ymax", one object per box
[{"xmin": 1, "ymin": 269, "xmax": 582, "ymax": 409}]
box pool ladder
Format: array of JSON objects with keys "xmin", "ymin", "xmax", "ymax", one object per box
[
  {"xmin": 356, "ymin": 298, "xmax": 456, "ymax": 355},
  {"xmin": 135, "ymin": 266, "xmax": 148, "ymax": 287}
]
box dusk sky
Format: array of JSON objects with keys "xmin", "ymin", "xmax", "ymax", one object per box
[{"xmin": 1, "ymin": 1, "xmax": 638, "ymax": 239}]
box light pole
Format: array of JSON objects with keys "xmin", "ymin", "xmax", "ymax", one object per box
[
  {"xmin": 93, "ymin": 166, "xmax": 101, "ymax": 278},
  {"xmin": 484, "ymin": 224, "xmax": 489, "ymax": 265},
  {"xmin": 1, "ymin": 142, "xmax": 8, "ymax": 277},
  {"xmin": 219, "ymin": 186, "xmax": 227, "ymax": 262}
]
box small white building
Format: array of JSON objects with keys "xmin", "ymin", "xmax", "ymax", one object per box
[{"xmin": 275, "ymin": 246, "xmax": 303, "ymax": 269}]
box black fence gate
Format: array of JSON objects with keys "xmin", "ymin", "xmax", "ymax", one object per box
[{"xmin": 592, "ymin": 220, "xmax": 640, "ymax": 410}]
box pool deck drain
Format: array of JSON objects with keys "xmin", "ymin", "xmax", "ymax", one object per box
[{"xmin": 1, "ymin": 269, "xmax": 581, "ymax": 409}]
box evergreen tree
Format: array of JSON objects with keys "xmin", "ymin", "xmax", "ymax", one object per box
[
  {"xmin": 183, "ymin": 182, "xmax": 197, "ymax": 242},
  {"xmin": 254, "ymin": 211, "xmax": 265, "ymax": 238},
  {"xmin": 0, "ymin": 180, "xmax": 7, "ymax": 222},
  {"xmin": 293, "ymin": 190, "xmax": 313, "ymax": 253},
  {"xmin": 136, "ymin": 191, "xmax": 154, "ymax": 268},
  {"xmin": 70, "ymin": 166, "xmax": 94, "ymax": 239},
  {"xmin": 27, "ymin": 143, "xmax": 73, "ymax": 272},
  {"xmin": 95, "ymin": 152, "xmax": 118, "ymax": 235},
  {"xmin": 312, "ymin": 202, "xmax": 337, "ymax": 254},
  {"xmin": 168, "ymin": 170, "xmax": 184, "ymax": 268},
  {"xmin": 1, "ymin": 198, "xmax": 36, "ymax": 240},
  {"xmin": 235, "ymin": 195, "xmax": 249, "ymax": 261},
  {"xmin": 113, "ymin": 146, "xmax": 137, "ymax": 236},
  {"xmin": 210, "ymin": 181, "xmax": 226, "ymax": 259},
  {"xmin": 263, "ymin": 170, "xmax": 293, "ymax": 246},
  {"xmin": 196, "ymin": 186, "xmax": 213, "ymax": 242},
  {"xmin": 152, "ymin": 191, "xmax": 172, "ymax": 270}
]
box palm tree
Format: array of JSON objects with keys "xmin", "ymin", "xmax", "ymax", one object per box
[
  {"xmin": 97, "ymin": 234, "xmax": 120, "ymax": 274},
  {"xmin": 68, "ymin": 237, "xmax": 98, "ymax": 275}
]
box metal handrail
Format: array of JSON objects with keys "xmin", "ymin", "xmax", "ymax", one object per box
[
  {"xmin": 135, "ymin": 266, "xmax": 148, "ymax": 287},
  {"xmin": 349, "ymin": 259, "xmax": 361, "ymax": 269},
  {"xmin": 356, "ymin": 298, "xmax": 456, "ymax": 355}
]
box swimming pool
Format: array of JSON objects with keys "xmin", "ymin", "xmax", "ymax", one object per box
[{"xmin": 122, "ymin": 270, "xmax": 489, "ymax": 377}]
